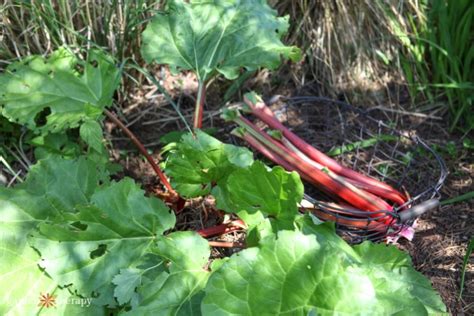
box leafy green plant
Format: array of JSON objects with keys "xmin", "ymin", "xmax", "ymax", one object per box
[
  {"xmin": 0, "ymin": 136, "xmax": 446, "ymax": 314},
  {"xmin": 0, "ymin": 155, "xmax": 205, "ymax": 314},
  {"xmin": 137, "ymin": 0, "xmax": 414, "ymax": 231},
  {"xmin": 0, "ymin": 47, "xmax": 177, "ymax": 192},
  {"xmin": 141, "ymin": 0, "xmax": 300, "ymax": 128},
  {"xmin": 0, "ymin": 1, "xmax": 448, "ymax": 314},
  {"xmin": 164, "ymin": 130, "xmax": 254, "ymax": 198},
  {"xmin": 203, "ymin": 228, "xmax": 445, "ymax": 315}
]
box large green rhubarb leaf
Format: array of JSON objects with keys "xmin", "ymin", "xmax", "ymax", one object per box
[
  {"xmin": 0, "ymin": 156, "xmax": 107, "ymax": 314},
  {"xmin": 0, "ymin": 48, "xmax": 120, "ymax": 133},
  {"xmin": 141, "ymin": 0, "xmax": 301, "ymax": 81},
  {"xmin": 0, "ymin": 184, "xmax": 105, "ymax": 315},
  {"xmin": 125, "ymin": 231, "xmax": 211, "ymax": 315},
  {"xmin": 202, "ymin": 227, "xmax": 446, "ymax": 315},
  {"xmin": 214, "ymin": 161, "xmax": 304, "ymax": 244},
  {"xmin": 164, "ymin": 130, "xmax": 253, "ymax": 197},
  {"xmin": 1, "ymin": 156, "xmax": 178, "ymax": 313},
  {"xmin": 29, "ymin": 178, "xmax": 176, "ymax": 302}
]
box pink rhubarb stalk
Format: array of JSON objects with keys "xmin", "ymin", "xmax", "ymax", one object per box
[
  {"xmin": 236, "ymin": 128, "xmax": 393, "ymax": 227},
  {"xmin": 193, "ymin": 81, "xmax": 206, "ymax": 129},
  {"xmin": 105, "ymin": 110, "xmax": 177, "ymax": 197},
  {"xmin": 233, "ymin": 115, "xmax": 393, "ymax": 216},
  {"xmin": 235, "ymin": 130, "xmax": 344, "ymax": 203},
  {"xmin": 303, "ymin": 208, "xmax": 390, "ymax": 233},
  {"xmin": 243, "ymin": 95, "xmax": 407, "ymax": 205},
  {"xmin": 281, "ymin": 137, "xmax": 407, "ymax": 206}
]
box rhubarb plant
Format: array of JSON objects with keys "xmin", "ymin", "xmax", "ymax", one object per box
[
  {"xmin": 0, "ymin": 1, "xmax": 447, "ymax": 313},
  {"xmin": 141, "ymin": 0, "xmax": 301, "ymax": 128},
  {"xmin": 139, "ymin": 0, "xmax": 411, "ymax": 230},
  {"xmin": 0, "ymin": 48, "xmax": 120, "ymax": 166},
  {"xmin": 0, "ymin": 143, "xmax": 446, "ymax": 315}
]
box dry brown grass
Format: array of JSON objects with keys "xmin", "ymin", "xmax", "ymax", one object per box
[
  {"xmin": 272, "ymin": 0, "xmax": 426, "ymax": 105},
  {"xmin": 0, "ymin": 0, "xmax": 430, "ymax": 108}
]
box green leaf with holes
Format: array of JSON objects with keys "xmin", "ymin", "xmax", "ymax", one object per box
[
  {"xmin": 28, "ymin": 178, "xmax": 176, "ymax": 301},
  {"xmin": 164, "ymin": 130, "xmax": 253, "ymax": 197},
  {"xmin": 0, "ymin": 48, "xmax": 120, "ymax": 133},
  {"xmin": 0, "ymin": 170, "xmax": 106, "ymax": 315},
  {"xmin": 141, "ymin": 0, "xmax": 301, "ymax": 82}
]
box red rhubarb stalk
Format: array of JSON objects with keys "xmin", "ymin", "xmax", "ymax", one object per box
[
  {"xmin": 193, "ymin": 81, "xmax": 206, "ymax": 129},
  {"xmin": 236, "ymin": 130, "xmax": 295, "ymax": 172},
  {"xmin": 105, "ymin": 110, "xmax": 177, "ymax": 197},
  {"xmin": 236, "ymin": 128, "xmax": 393, "ymax": 225},
  {"xmin": 235, "ymin": 129, "xmax": 344, "ymax": 203},
  {"xmin": 281, "ymin": 137, "xmax": 406, "ymax": 206},
  {"xmin": 234, "ymin": 115, "xmax": 393, "ymax": 214},
  {"xmin": 344, "ymin": 178, "xmax": 406, "ymax": 205},
  {"xmin": 317, "ymin": 202, "xmax": 371, "ymax": 217},
  {"xmin": 304, "ymin": 208, "xmax": 390, "ymax": 233},
  {"xmin": 244, "ymin": 94, "xmax": 407, "ymax": 203}
]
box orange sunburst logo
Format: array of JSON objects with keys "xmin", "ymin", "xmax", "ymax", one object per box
[{"xmin": 38, "ymin": 292, "xmax": 56, "ymax": 308}]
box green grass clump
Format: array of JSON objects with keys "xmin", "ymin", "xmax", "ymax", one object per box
[
  {"xmin": 0, "ymin": 0, "xmax": 161, "ymax": 62},
  {"xmin": 386, "ymin": 0, "xmax": 474, "ymax": 132}
]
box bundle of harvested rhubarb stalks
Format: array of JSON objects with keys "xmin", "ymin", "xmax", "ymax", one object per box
[{"xmin": 225, "ymin": 92, "xmax": 438, "ymax": 241}]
